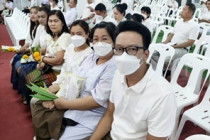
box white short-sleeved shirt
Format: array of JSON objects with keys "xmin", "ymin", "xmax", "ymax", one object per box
[
  {"xmin": 25, "ymin": 25, "xmax": 36, "ymax": 46},
  {"xmin": 64, "ymin": 7, "xmax": 77, "ymax": 27},
  {"xmin": 32, "ymin": 25, "xmax": 48, "ymax": 49},
  {"xmin": 96, "ymin": 16, "xmax": 117, "ymax": 25},
  {"xmin": 167, "ymin": 0, "xmax": 178, "ymax": 9},
  {"xmin": 142, "ymin": 18, "xmax": 154, "ymax": 33},
  {"xmin": 45, "ymin": 32, "xmax": 71, "ymax": 71},
  {"xmin": 51, "ymin": 5, "xmax": 60, "ymax": 10},
  {"xmin": 64, "ymin": 53, "xmax": 116, "ymax": 131},
  {"xmin": 54, "ymin": 45, "xmax": 93, "ymax": 99},
  {"xmin": 171, "ymin": 19, "xmax": 199, "ymax": 44},
  {"xmin": 81, "ymin": 3, "xmax": 95, "ymax": 19},
  {"xmin": 200, "ymin": 10, "xmax": 210, "ymax": 21},
  {"xmin": 110, "ymin": 66, "xmax": 177, "ymax": 140}
]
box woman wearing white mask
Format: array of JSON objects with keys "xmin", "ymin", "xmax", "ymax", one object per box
[
  {"xmin": 53, "ymin": 22, "xmax": 116, "ymax": 140},
  {"xmin": 31, "ymin": 20, "xmax": 93, "ymax": 140},
  {"xmin": 141, "ymin": 6, "xmax": 154, "ymax": 34}
]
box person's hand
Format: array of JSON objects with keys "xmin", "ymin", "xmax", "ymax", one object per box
[
  {"xmin": 87, "ymin": 6, "xmax": 94, "ymax": 12},
  {"xmin": 83, "ymin": 17, "xmax": 88, "ymax": 21},
  {"xmin": 16, "ymin": 46, "xmax": 26, "ymax": 54},
  {"xmin": 42, "ymin": 101, "xmax": 55, "ymax": 109},
  {"xmin": 54, "ymin": 97, "xmax": 68, "ymax": 110},
  {"xmin": 48, "ymin": 84, "xmax": 60, "ymax": 94},
  {"xmin": 37, "ymin": 62, "xmax": 45, "ymax": 70}
]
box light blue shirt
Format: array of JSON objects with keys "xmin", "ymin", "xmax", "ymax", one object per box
[{"xmin": 64, "ymin": 53, "xmax": 116, "ymax": 131}]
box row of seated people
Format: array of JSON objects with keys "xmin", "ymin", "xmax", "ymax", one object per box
[{"xmin": 8, "ymin": 2, "xmax": 207, "ymax": 140}]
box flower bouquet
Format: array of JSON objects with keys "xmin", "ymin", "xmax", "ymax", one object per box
[{"xmin": 1, "ymin": 45, "xmax": 21, "ymax": 52}]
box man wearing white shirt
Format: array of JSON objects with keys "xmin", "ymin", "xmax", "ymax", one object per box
[
  {"xmin": 82, "ymin": 0, "xmax": 95, "ymax": 24},
  {"xmin": 141, "ymin": 6, "xmax": 154, "ymax": 33},
  {"xmin": 94, "ymin": 3, "xmax": 117, "ymax": 25},
  {"xmin": 90, "ymin": 21, "xmax": 176, "ymax": 140},
  {"xmin": 64, "ymin": 0, "xmax": 77, "ymax": 27},
  {"xmin": 50, "ymin": 0, "xmax": 60, "ymax": 10}
]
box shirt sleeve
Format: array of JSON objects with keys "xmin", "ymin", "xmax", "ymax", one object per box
[
  {"xmin": 31, "ymin": 25, "xmax": 42, "ymax": 47},
  {"xmin": 57, "ymin": 33, "xmax": 71, "ymax": 51},
  {"xmin": 25, "ymin": 30, "xmax": 32, "ymax": 45},
  {"xmin": 109, "ymin": 71, "xmax": 118, "ymax": 103},
  {"xmin": 91, "ymin": 61, "xmax": 116, "ymax": 108},
  {"xmin": 64, "ymin": 10, "xmax": 77, "ymax": 27},
  {"xmin": 148, "ymin": 93, "xmax": 177, "ymax": 137},
  {"xmin": 188, "ymin": 23, "xmax": 199, "ymax": 40}
]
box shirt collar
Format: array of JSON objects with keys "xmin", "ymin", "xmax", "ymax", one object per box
[{"xmin": 120, "ymin": 65, "xmax": 154, "ymax": 94}]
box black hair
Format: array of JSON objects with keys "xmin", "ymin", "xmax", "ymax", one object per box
[
  {"xmin": 130, "ymin": 13, "xmax": 144, "ymax": 23},
  {"xmin": 95, "ymin": 3, "xmax": 106, "ymax": 12},
  {"xmin": 39, "ymin": 6, "xmax": 50, "ymax": 15},
  {"xmin": 141, "ymin": 6, "xmax": 151, "ymax": 15},
  {"xmin": 90, "ymin": 22, "xmax": 117, "ymax": 43},
  {"xmin": 186, "ymin": 3, "xmax": 196, "ymax": 15},
  {"xmin": 52, "ymin": 0, "xmax": 58, "ymax": 4},
  {"xmin": 30, "ymin": 6, "xmax": 39, "ymax": 40},
  {"xmin": 115, "ymin": 21, "xmax": 151, "ymax": 50},
  {"xmin": 74, "ymin": 0, "xmax": 77, "ymax": 5},
  {"xmin": 70, "ymin": 20, "xmax": 90, "ymax": 45},
  {"xmin": 46, "ymin": 10, "xmax": 69, "ymax": 37},
  {"xmin": 114, "ymin": 3, "xmax": 127, "ymax": 16}
]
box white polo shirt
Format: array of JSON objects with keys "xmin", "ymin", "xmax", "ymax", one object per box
[
  {"xmin": 142, "ymin": 18, "xmax": 154, "ymax": 33},
  {"xmin": 110, "ymin": 66, "xmax": 177, "ymax": 140},
  {"xmin": 200, "ymin": 10, "xmax": 210, "ymax": 21},
  {"xmin": 171, "ymin": 19, "xmax": 199, "ymax": 44}
]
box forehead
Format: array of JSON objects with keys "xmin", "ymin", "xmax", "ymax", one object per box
[
  {"xmin": 94, "ymin": 28, "xmax": 109, "ymax": 37},
  {"xmin": 71, "ymin": 25, "xmax": 84, "ymax": 32},
  {"xmin": 116, "ymin": 31, "xmax": 143, "ymax": 47},
  {"xmin": 38, "ymin": 11, "xmax": 47, "ymax": 15},
  {"xmin": 183, "ymin": 5, "xmax": 189, "ymax": 11},
  {"xmin": 113, "ymin": 8, "xmax": 119, "ymax": 13},
  {"xmin": 49, "ymin": 15, "xmax": 59, "ymax": 20}
]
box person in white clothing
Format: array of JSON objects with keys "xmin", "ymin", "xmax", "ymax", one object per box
[
  {"xmin": 167, "ymin": 0, "xmax": 178, "ymax": 10},
  {"xmin": 22, "ymin": 0, "xmax": 37, "ymax": 14},
  {"xmin": 64, "ymin": 0, "xmax": 77, "ymax": 27},
  {"xmin": 94, "ymin": 3, "xmax": 117, "ymax": 25},
  {"xmin": 113, "ymin": 3, "xmax": 127, "ymax": 24},
  {"xmin": 141, "ymin": 6, "xmax": 154, "ymax": 33},
  {"xmin": 50, "ymin": 0, "xmax": 60, "ymax": 10},
  {"xmin": 199, "ymin": 0, "xmax": 210, "ymax": 24},
  {"xmin": 0, "ymin": 0, "xmax": 13, "ymax": 23},
  {"xmin": 90, "ymin": 20, "xmax": 176, "ymax": 140},
  {"xmin": 82, "ymin": 0, "xmax": 95, "ymax": 24}
]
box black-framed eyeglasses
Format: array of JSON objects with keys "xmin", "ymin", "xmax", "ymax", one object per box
[{"xmin": 113, "ymin": 46, "xmax": 145, "ymax": 56}]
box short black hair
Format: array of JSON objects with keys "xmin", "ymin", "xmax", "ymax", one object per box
[
  {"xmin": 39, "ymin": 6, "xmax": 50, "ymax": 16},
  {"xmin": 130, "ymin": 13, "xmax": 144, "ymax": 23},
  {"xmin": 74, "ymin": 0, "xmax": 77, "ymax": 5},
  {"xmin": 186, "ymin": 3, "xmax": 196, "ymax": 15},
  {"xmin": 90, "ymin": 22, "xmax": 117, "ymax": 43},
  {"xmin": 52, "ymin": 0, "xmax": 58, "ymax": 4},
  {"xmin": 115, "ymin": 21, "xmax": 151, "ymax": 50},
  {"xmin": 46, "ymin": 10, "xmax": 69, "ymax": 37},
  {"xmin": 114, "ymin": 3, "xmax": 127, "ymax": 16},
  {"xmin": 141, "ymin": 6, "xmax": 151, "ymax": 15},
  {"xmin": 95, "ymin": 3, "xmax": 106, "ymax": 12}
]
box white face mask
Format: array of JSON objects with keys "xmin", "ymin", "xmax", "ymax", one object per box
[
  {"xmin": 141, "ymin": 13, "xmax": 147, "ymax": 19},
  {"xmin": 95, "ymin": 14, "xmax": 103, "ymax": 21},
  {"xmin": 71, "ymin": 35, "xmax": 86, "ymax": 48},
  {"xmin": 93, "ymin": 42, "xmax": 113, "ymax": 56},
  {"xmin": 115, "ymin": 52, "xmax": 144, "ymax": 75}
]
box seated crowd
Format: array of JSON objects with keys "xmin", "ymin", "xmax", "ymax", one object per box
[{"xmin": 3, "ymin": 0, "xmax": 210, "ymax": 140}]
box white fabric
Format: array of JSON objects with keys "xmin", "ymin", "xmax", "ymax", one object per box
[
  {"xmin": 29, "ymin": 0, "xmax": 36, "ymax": 8},
  {"xmin": 32, "ymin": 25, "xmax": 48, "ymax": 49},
  {"xmin": 45, "ymin": 33, "xmax": 71, "ymax": 71},
  {"xmin": 62, "ymin": 53, "xmax": 116, "ymax": 139},
  {"xmin": 167, "ymin": 0, "xmax": 178, "ymax": 9},
  {"xmin": 81, "ymin": 3, "xmax": 95, "ymax": 19},
  {"xmin": 54, "ymin": 44, "xmax": 93, "ymax": 99},
  {"xmin": 200, "ymin": 10, "xmax": 210, "ymax": 21},
  {"xmin": 110, "ymin": 66, "xmax": 177, "ymax": 140},
  {"xmin": 64, "ymin": 7, "xmax": 77, "ymax": 27},
  {"xmin": 142, "ymin": 18, "xmax": 154, "ymax": 33},
  {"xmin": 96, "ymin": 15, "xmax": 117, "ymax": 25},
  {"xmin": 51, "ymin": 5, "xmax": 60, "ymax": 10},
  {"xmin": 25, "ymin": 25, "xmax": 35, "ymax": 46},
  {"xmin": 42, "ymin": 0, "xmax": 49, "ymax": 5},
  {"xmin": 121, "ymin": 0, "xmax": 134, "ymax": 13},
  {"xmin": 5, "ymin": 2, "xmax": 13, "ymax": 9},
  {"xmin": 171, "ymin": 19, "xmax": 199, "ymax": 45}
]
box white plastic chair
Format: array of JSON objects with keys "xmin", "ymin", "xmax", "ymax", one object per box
[
  {"xmin": 147, "ymin": 43, "xmax": 175, "ymax": 77},
  {"xmin": 169, "ymin": 54, "xmax": 210, "ymax": 139},
  {"xmin": 152, "ymin": 25, "xmax": 173, "ymax": 44},
  {"xmin": 185, "ymin": 134, "xmax": 210, "ymax": 140},
  {"xmin": 173, "ymin": 77, "xmax": 210, "ymax": 140}
]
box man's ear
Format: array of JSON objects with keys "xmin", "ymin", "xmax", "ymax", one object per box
[{"xmin": 144, "ymin": 49, "xmax": 149, "ymax": 61}]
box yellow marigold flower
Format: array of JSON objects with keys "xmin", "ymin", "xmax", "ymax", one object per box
[
  {"xmin": 33, "ymin": 51, "xmax": 40, "ymax": 57},
  {"xmin": 35, "ymin": 55, "xmax": 41, "ymax": 61},
  {"xmin": 22, "ymin": 54, "xmax": 29, "ymax": 59},
  {"xmin": 8, "ymin": 47, "xmax": 15, "ymax": 52}
]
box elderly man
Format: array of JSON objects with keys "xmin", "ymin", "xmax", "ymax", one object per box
[{"xmin": 90, "ymin": 21, "xmax": 177, "ymax": 140}]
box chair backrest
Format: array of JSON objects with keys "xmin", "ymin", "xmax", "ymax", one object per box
[
  {"xmin": 170, "ymin": 54, "xmax": 210, "ymax": 94},
  {"xmin": 147, "ymin": 43, "xmax": 175, "ymax": 77},
  {"xmin": 199, "ymin": 23, "xmax": 210, "ymax": 39},
  {"xmin": 152, "ymin": 25, "xmax": 173, "ymax": 44},
  {"xmin": 185, "ymin": 134, "xmax": 210, "ymax": 140}
]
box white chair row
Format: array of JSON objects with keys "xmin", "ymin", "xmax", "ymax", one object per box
[{"xmin": 4, "ymin": 7, "xmax": 30, "ymax": 46}]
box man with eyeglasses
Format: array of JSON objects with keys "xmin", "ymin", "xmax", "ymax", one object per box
[{"xmin": 90, "ymin": 21, "xmax": 177, "ymax": 140}]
